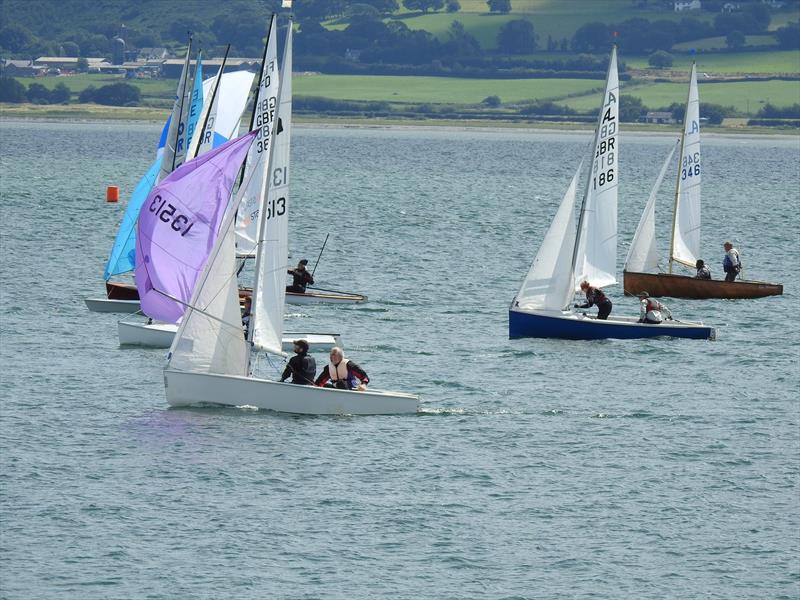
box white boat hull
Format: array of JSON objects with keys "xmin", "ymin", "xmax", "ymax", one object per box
[
  {"xmin": 164, "ymin": 369, "xmax": 418, "ymax": 415},
  {"xmin": 85, "ymin": 297, "xmax": 141, "ymax": 313},
  {"xmin": 286, "ymin": 290, "xmax": 367, "ymax": 305},
  {"xmin": 118, "ymin": 320, "xmax": 342, "ymax": 350}
]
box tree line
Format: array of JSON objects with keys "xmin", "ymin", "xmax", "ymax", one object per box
[{"xmin": 0, "ymin": 76, "xmax": 140, "ymax": 106}]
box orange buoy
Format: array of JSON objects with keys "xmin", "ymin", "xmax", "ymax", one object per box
[{"xmin": 106, "ymin": 186, "xmax": 120, "ymax": 203}]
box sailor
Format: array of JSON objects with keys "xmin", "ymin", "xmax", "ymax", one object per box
[
  {"xmin": 286, "ymin": 259, "xmax": 314, "ymax": 293},
  {"xmin": 575, "ymin": 281, "xmax": 613, "ymax": 320},
  {"xmin": 695, "ymin": 259, "xmax": 711, "ymax": 280},
  {"xmin": 241, "ymin": 296, "xmax": 252, "ymax": 332},
  {"xmin": 722, "ymin": 241, "xmax": 741, "ymax": 282},
  {"xmin": 280, "ymin": 339, "xmax": 316, "ymax": 385},
  {"xmin": 637, "ymin": 291, "xmax": 672, "ymax": 324},
  {"xmin": 315, "ymin": 347, "xmax": 369, "ymax": 391}
]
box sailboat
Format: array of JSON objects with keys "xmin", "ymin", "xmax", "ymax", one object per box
[
  {"xmin": 509, "ymin": 47, "xmax": 715, "ymax": 341},
  {"xmin": 163, "ymin": 20, "xmax": 417, "ymax": 415},
  {"xmin": 84, "ymin": 53, "xmax": 255, "ymax": 314},
  {"xmin": 623, "ymin": 64, "xmax": 783, "ymax": 300}
]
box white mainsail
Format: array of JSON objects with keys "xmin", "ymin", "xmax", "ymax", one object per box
[
  {"xmin": 625, "ymin": 142, "xmax": 678, "ymax": 273},
  {"xmin": 235, "ymin": 16, "xmax": 280, "ymax": 256},
  {"xmin": 248, "ymin": 22, "xmax": 292, "ymax": 357},
  {"xmin": 574, "ymin": 46, "xmax": 619, "ymax": 290},
  {"xmin": 514, "ymin": 164, "xmax": 580, "ymax": 312},
  {"xmin": 158, "ymin": 41, "xmax": 192, "ymax": 182},
  {"xmin": 670, "ymin": 63, "xmax": 701, "ymax": 269}
]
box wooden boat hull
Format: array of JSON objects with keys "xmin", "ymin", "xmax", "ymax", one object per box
[
  {"xmin": 623, "ymin": 271, "xmax": 783, "ymax": 299},
  {"xmin": 509, "ymin": 308, "xmax": 715, "ymax": 341},
  {"xmin": 164, "ymin": 369, "xmax": 418, "ymax": 415},
  {"xmin": 118, "ymin": 320, "xmax": 342, "ymax": 350},
  {"xmin": 106, "ymin": 281, "xmax": 139, "ymax": 300}
]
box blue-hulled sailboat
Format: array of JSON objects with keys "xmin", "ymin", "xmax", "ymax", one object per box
[{"xmin": 508, "ymin": 47, "xmax": 715, "ymax": 341}]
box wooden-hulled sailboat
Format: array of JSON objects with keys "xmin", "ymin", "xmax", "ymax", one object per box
[
  {"xmin": 623, "ymin": 64, "xmax": 783, "ymax": 299},
  {"xmin": 509, "ymin": 47, "xmax": 715, "ymax": 341},
  {"xmin": 164, "ymin": 21, "xmax": 418, "ymax": 415}
]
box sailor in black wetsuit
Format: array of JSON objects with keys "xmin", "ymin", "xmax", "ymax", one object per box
[
  {"xmin": 575, "ymin": 281, "xmax": 613, "ymax": 320},
  {"xmin": 280, "ymin": 340, "xmax": 316, "ymax": 385},
  {"xmin": 286, "ymin": 259, "xmax": 314, "ymax": 293}
]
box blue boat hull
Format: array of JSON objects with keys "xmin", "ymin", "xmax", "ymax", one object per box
[{"xmin": 509, "ymin": 309, "xmax": 715, "ymax": 341}]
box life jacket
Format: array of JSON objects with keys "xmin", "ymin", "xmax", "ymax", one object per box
[
  {"xmin": 645, "ymin": 299, "xmax": 663, "ymax": 323},
  {"xmin": 327, "ymin": 359, "xmax": 356, "ymax": 389},
  {"xmin": 589, "ymin": 287, "xmax": 609, "ymax": 305}
]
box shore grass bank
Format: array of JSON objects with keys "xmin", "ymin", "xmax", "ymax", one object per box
[{"xmin": 2, "ymin": 103, "xmax": 798, "ymax": 136}]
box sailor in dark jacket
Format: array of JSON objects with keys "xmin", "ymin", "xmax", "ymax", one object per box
[
  {"xmin": 575, "ymin": 280, "xmax": 613, "ymax": 320},
  {"xmin": 286, "ymin": 259, "xmax": 314, "ymax": 293},
  {"xmin": 280, "ymin": 340, "xmax": 316, "ymax": 385}
]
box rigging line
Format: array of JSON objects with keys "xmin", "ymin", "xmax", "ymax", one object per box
[
  {"xmin": 311, "ymin": 233, "xmax": 330, "ymax": 276},
  {"xmin": 150, "ymin": 286, "xmax": 244, "ymax": 333}
]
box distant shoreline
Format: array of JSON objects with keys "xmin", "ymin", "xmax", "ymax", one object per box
[{"xmin": 2, "ymin": 103, "xmax": 798, "ymax": 137}]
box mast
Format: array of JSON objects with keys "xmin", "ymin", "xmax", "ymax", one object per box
[
  {"xmin": 668, "ymin": 62, "xmax": 695, "ymax": 274},
  {"xmin": 566, "ymin": 44, "xmax": 617, "ymax": 308}
]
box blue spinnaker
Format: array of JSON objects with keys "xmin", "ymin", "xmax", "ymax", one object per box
[{"xmin": 103, "ymin": 157, "xmax": 162, "ymax": 280}]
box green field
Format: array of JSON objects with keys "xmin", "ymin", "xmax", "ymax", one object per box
[
  {"xmin": 14, "ymin": 74, "xmax": 175, "ymax": 101},
  {"xmin": 294, "ymin": 74, "xmax": 602, "ymax": 104},
  {"xmin": 622, "ymin": 50, "xmax": 800, "ymax": 75},
  {"xmin": 391, "ymin": 0, "xmax": 799, "ymax": 49},
  {"xmin": 672, "ymin": 34, "xmax": 778, "ymax": 51},
  {"xmin": 561, "ymin": 79, "xmax": 800, "ymax": 114}
]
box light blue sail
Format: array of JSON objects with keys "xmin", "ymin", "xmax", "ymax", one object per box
[{"xmin": 104, "ymin": 157, "xmax": 162, "ymax": 280}]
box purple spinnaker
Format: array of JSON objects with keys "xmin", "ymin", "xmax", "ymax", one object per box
[{"xmin": 135, "ymin": 130, "xmax": 257, "ymax": 323}]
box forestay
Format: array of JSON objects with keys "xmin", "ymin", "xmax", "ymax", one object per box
[
  {"xmin": 625, "ymin": 142, "xmax": 678, "ymax": 273},
  {"xmin": 574, "ymin": 46, "xmax": 619, "ymax": 290},
  {"xmin": 514, "ymin": 165, "xmax": 581, "ymax": 311},
  {"xmin": 671, "ymin": 63, "xmax": 701, "ymax": 269},
  {"xmin": 235, "ymin": 16, "xmax": 280, "ymax": 256},
  {"xmin": 249, "ymin": 24, "xmax": 292, "ymax": 357},
  {"xmin": 135, "ymin": 131, "xmax": 257, "ymax": 323}
]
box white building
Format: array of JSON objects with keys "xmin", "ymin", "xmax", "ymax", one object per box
[{"xmin": 674, "ymin": 0, "xmax": 702, "ymax": 11}]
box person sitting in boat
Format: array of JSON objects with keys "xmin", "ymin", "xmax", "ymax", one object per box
[
  {"xmin": 286, "ymin": 259, "xmax": 314, "ymax": 293},
  {"xmin": 575, "ymin": 281, "xmax": 613, "ymax": 320},
  {"xmin": 722, "ymin": 242, "xmax": 741, "ymax": 282},
  {"xmin": 695, "ymin": 259, "xmax": 711, "ymax": 280},
  {"xmin": 241, "ymin": 296, "xmax": 252, "ymax": 332},
  {"xmin": 315, "ymin": 347, "xmax": 369, "ymax": 391},
  {"xmin": 280, "ymin": 339, "xmax": 317, "ymax": 385},
  {"xmin": 637, "ymin": 292, "xmax": 672, "ymax": 324}
]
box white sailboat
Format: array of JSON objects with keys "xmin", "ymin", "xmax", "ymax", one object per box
[
  {"xmin": 164, "ymin": 21, "xmax": 418, "ymax": 415},
  {"xmin": 623, "ymin": 64, "xmax": 783, "ymax": 299},
  {"xmin": 509, "ymin": 47, "xmax": 715, "ymax": 341}
]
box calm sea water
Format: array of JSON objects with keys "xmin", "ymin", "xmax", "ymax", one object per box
[{"xmin": 1, "ymin": 119, "xmax": 798, "ymax": 599}]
